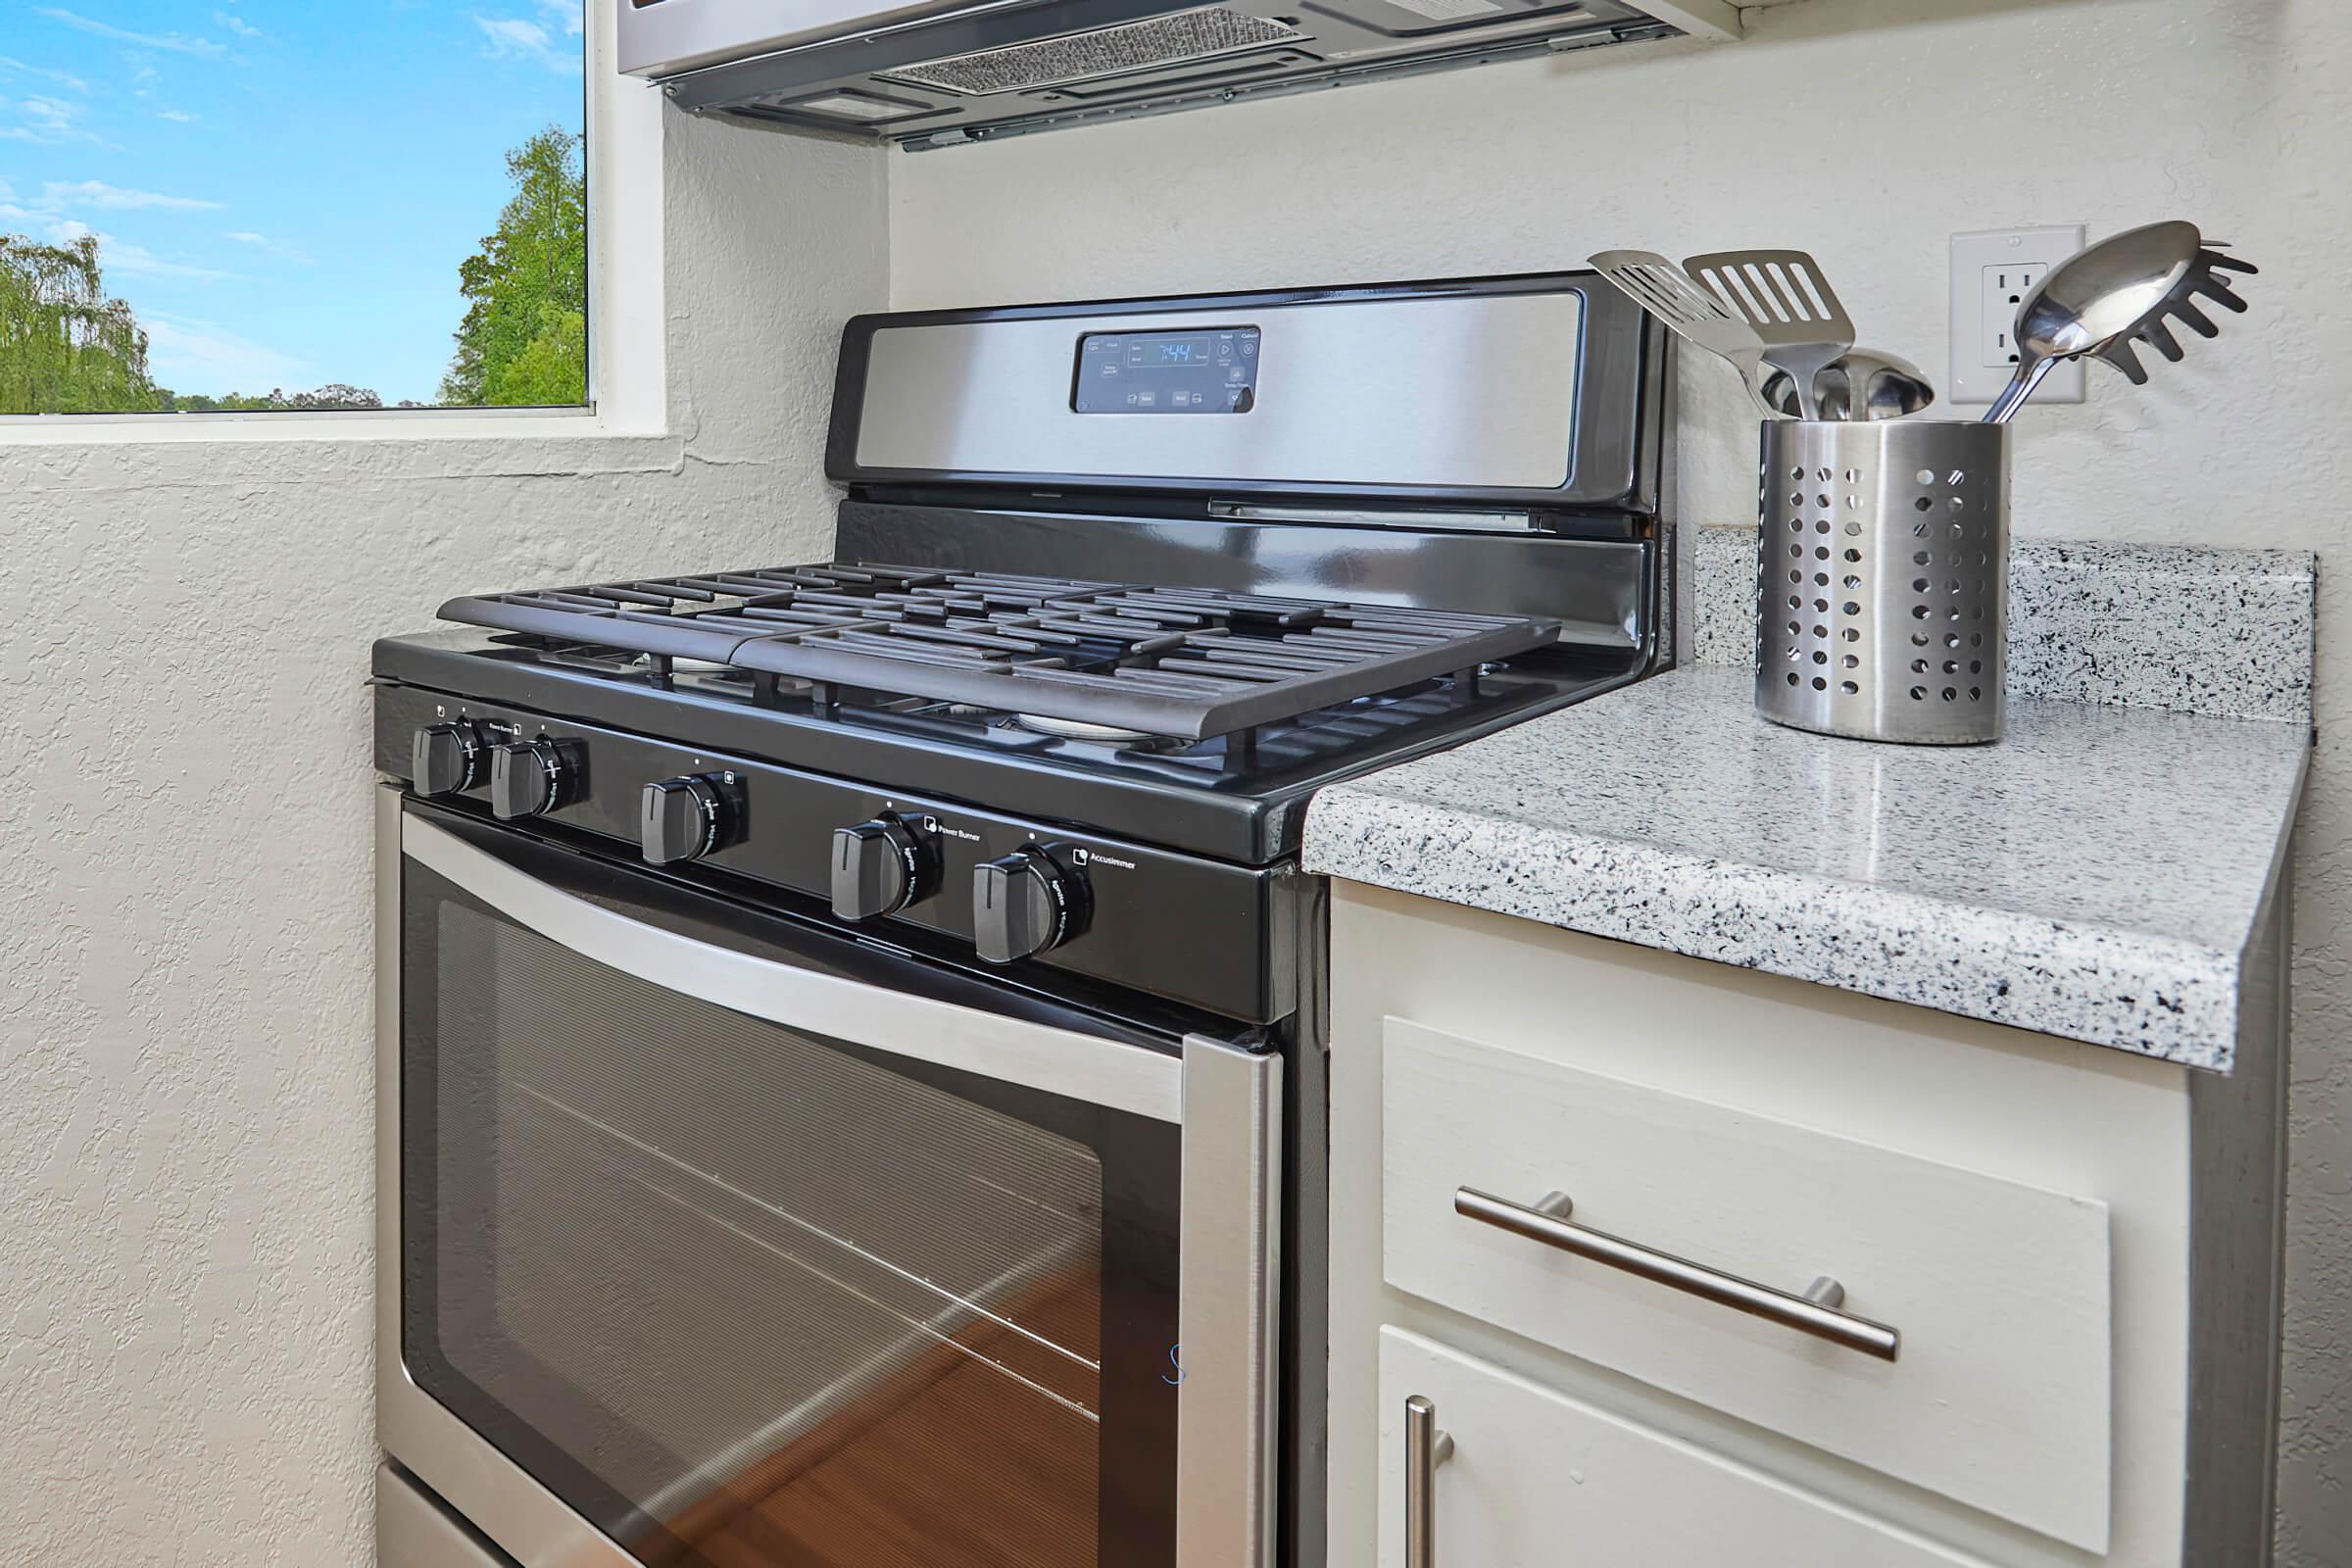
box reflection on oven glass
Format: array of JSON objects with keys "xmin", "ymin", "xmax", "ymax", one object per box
[{"xmin": 428, "ymin": 910, "xmax": 1108, "ymax": 1566}]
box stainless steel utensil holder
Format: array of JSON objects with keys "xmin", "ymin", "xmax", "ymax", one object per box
[{"xmin": 1754, "ymin": 420, "xmax": 2011, "ymax": 744}]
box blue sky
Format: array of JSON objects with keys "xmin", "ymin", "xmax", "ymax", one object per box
[{"xmin": 0, "ymin": 0, "xmax": 585, "ymax": 403}]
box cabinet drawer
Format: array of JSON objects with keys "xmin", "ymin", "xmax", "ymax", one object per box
[
  {"xmin": 1379, "ymin": 1327, "xmax": 1990, "ymax": 1567},
  {"xmin": 1382, "ymin": 1016, "xmax": 2113, "ymax": 1551}
]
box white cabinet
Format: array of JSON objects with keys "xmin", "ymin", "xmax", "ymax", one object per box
[
  {"xmin": 1378, "ymin": 1328, "xmax": 1992, "ymax": 1568},
  {"xmin": 1325, "ymin": 880, "xmax": 2288, "ymax": 1568}
]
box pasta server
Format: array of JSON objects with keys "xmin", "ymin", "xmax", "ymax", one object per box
[{"xmin": 1983, "ymin": 220, "xmax": 2258, "ymax": 423}]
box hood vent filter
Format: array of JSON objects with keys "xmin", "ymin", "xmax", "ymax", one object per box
[{"xmin": 880, "ymin": 8, "xmax": 1304, "ymax": 96}]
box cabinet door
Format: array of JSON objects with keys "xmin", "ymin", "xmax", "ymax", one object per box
[
  {"xmin": 1382, "ymin": 1016, "xmax": 2113, "ymax": 1551},
  {"xmin": 1379, "ymin": 1329, "xmax": 1992, "ymax": 1568}
]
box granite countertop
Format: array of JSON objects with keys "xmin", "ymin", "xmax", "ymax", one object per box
[{"xmin": 1304, "ymin": 663, "xmax": 2310, "ymax": 1070}]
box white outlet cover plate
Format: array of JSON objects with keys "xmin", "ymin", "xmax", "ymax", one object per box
[{"xmin": 1949, "ymin": 224, "xmax": 2087, "ymax": 406}]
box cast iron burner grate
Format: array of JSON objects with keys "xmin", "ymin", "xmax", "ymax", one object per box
[{"xmin": 438, "ymin": 564, "xmax": 1562, "ymax": 742}]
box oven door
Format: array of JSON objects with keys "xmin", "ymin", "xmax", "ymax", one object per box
[{"xmin": 376, "ymin": 792, "xmax": 1278, "ymax": 1568}]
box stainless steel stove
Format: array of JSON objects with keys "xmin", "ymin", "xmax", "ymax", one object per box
[{"xmin": 372, "ymin": 271, "xmax": 1671, "ymax": 1568}]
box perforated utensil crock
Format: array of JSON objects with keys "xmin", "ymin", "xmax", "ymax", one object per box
[{"xmin": 1753, "ymin": 420, "xmax": 2011, "ymax": 745}]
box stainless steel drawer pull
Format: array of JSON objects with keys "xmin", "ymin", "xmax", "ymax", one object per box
[
  {"xmin": 1403, "ymin": 1395, "xmax": 1454, "ymax": 1568},
  {"xmin": 1454, "ymin": 1187, "xmax": 1902, "ymax": 1362}
]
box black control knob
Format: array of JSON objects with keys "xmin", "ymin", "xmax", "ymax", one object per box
[
  {"xmin": 642, "ymin": 772, "xmax": 744, "ymax": 864},
  {"xmin": 973, "ymin": 847, "xmax": 1089, "ymax": 964},
  {"xmin": 413, "ymin": 720, "xmax": 490, "ymax": 797},
  {"xmin": 832, "ymin": 813, "xmax": 941, "ymax": 921},
  {"xmin": 489, "ymin": 739, "xmax": 582, "ymax": 820}
]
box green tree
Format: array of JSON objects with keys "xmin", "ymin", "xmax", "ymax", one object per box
[
  {"xmin": 168, "ymin": 384, "xmax": 384, "ymax": 412},
  {"xmin": 0, "ymin": 232, "xmax": 169, "ymax": 414},
  {"xmin": 440, "ymin": 125, "xmax": 587, "ymax": 407}
]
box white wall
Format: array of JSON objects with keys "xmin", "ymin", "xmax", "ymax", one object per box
[
  {"xmin": 0, "ymin": 106, "xmax": 886, "ymax": 1561},
  {"xmin": 888, "ymin": 0, "xmax": 2350, "ymax": 1558}
]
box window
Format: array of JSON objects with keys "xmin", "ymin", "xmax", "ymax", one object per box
[{"xmin": 0, "ymin": 2, "xmax": 589, "ymax": 416}]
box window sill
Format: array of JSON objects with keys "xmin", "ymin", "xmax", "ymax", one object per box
[{"xmin": 0, "ymin": 403, "xmax": 670, "ymax": 446}]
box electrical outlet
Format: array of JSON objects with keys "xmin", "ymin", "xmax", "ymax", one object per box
[
  {"xmin": 1982, "ymin": 260, "xmax": 2048, "ymax": 366},
  {"xmin": 1949, "ymin": 224, "xmax": 2086, "ymax": 406}
]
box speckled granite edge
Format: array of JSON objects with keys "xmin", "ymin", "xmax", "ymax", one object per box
[
  {"xmin": 1310, "ymin": 784, "xmax": 2249, "ymax": 1069},
  {"xmin": 1691, "ymin": 526, "xmax": 2318, "ymax": 724}
]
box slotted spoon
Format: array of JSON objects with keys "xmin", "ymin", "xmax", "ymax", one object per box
[
  {"xmin": 1683, "ymin": 249, "xmax": 1855, "ymax": 420},
  {"xmin": 1588, "ymin": 250, "xmax": 1777, "ymax": 416}
]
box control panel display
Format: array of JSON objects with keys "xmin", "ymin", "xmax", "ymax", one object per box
[{"xmin": 1074, "ymin": 326, "xmax": 1259, "ymax": 414}]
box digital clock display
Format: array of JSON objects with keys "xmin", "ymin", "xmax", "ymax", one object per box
[
  {"xmin": 1073, "ymin": 326, "xmax": 1259, "ymax": 415},
  {"xmin": 1142, "ymin": 336, "xmax": 1213, "ymax": 366}
]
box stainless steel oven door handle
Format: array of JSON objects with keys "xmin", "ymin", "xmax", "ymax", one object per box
[
  {"xmin": 1177, "ymin": 1036, "xmax": 1282, "ymax": 1568},
  {"xmin": 401, "ymin": 811, "xmax": 1184, "ymax": 1123}
]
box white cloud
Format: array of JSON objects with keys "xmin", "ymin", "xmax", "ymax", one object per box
[
  {"xmin": 222, "ymin": 230, "xmax": 313, "ymax": 266},
  {"xmin": 142, "ymin": 313, "xmax": 313, "ymax": 393},
  {"xmin": 4, "ymin": 93, "xmax": 99, "ymax": 144},
  {"xmin": 42, "ymin": 220, "xmax": 241, "ymax": 281},
  {"xmin": 537, "ymin": 0, "xmax": 585, "ymax": 38},
  {"xmin": 157, "ymin": 108, "xmax": 198, "ymax": 123},
  {"xmin": 0, "ymin": 54, "xmax": 90, "ymax": 93},
  {"xmin": 472, "ymin": 14, "xmax": 576, "ymax": 71},
  {"xmin": 33, "ymin": 8, "xmax": 227, "ymax": 58},
  {"xmin": 42, "ymin": 179, "xmax": 223, "ymax": 212},
  {"xmin": 213, "ymin": 10, "xmax": 263, "ymax": 39}
]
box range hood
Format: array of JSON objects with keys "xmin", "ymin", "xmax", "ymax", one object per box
[{"xmin": 618, "ymin": 0, "xmax": 1723, "ymax": 149}]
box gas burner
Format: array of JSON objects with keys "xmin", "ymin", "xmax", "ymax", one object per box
[
  {"xmin": 534, "ymin": 644, "xmax": 745, "ymax": 679},
  {"xmin": 1012, "ymin": 712, "xmax": 1171, "ymax": 746}
]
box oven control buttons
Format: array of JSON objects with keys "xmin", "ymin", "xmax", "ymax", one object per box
[
  {"xmin": 643, "ymin": 773, "xmax": 744, "ymax": 865},
  {"xmin": 973, "ymin": 847, "xmax": 1089, "ymax": 964},
  {"xmin": 832, "ymin": 813, "xmax": 940, "ymax": 920},
  {"xmin": 413, "ymin": 720, "xmax": 495, "ymax": 797},
  {"xmin": 488, "ymin": 738, "xmax": 582, "ymax": 820}
]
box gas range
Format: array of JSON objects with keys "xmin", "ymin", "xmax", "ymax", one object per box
[
  {"xmin": 372, "ymin": 558, "xmax": 1641, "ymax": 1020},
  {"xmin": 370, "ymin": 270, "xmax": 1670, "ymax": 1568},
  {"xmin": 372, "ymin": 272, "xmax": 1671, "ymax": 1024}
]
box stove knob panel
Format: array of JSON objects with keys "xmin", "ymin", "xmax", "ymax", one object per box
[
  {"xmin": 833, "ymin": 813, "xmax": 941, "ymax": 921},
  {"xmin": 413, "ymin": 720, "xmax": 488, "ymax": 797},
  {"xmin": 489, "ymin": 739, "xmax": 583, "ymax": 820},
  {"xmin": 643, "ymin": 772, "xmax": 744, "ymax": 864},
  {"xmin": 973, "ymin": 847, "xmax": 1089, "ymax": 964}
]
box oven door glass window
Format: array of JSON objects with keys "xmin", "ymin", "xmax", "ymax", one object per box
[{"xmin": 400, "ymin": 847, "xmax": 1182, "ymax": 1568}]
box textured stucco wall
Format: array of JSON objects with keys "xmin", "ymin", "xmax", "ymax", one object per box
[
  {"xmin": 888, "ymin": 0, "xmax": 2350, "ymax": 1557},
  {"xmin": 0, "ymin": 105, "xmax": 885, "ymax": 1562}
]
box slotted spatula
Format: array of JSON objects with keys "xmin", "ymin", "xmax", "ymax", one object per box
[
  {"xmin": 1588, "ymin": 250, "xmax": 1776, "ymax": 416},
  {"xmin": 1683, "ymin": 250, "xmax": 1855, "ymax": 420}
]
